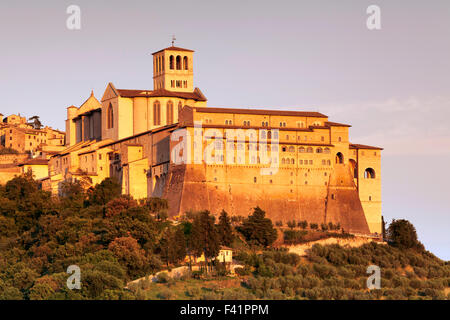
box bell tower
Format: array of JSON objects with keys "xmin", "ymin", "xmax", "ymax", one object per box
[{"xmin": 152, "ymin": 40, "xmax": 194, "ymax": 93}]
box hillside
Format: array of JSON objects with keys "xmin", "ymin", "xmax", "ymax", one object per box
[
  {"xmin": 0, "ymin": 174, "xmax": 448, "ymax": 300},
  {"xmin": 128, "ymin": 240, "xmax": 450, "ymax": 300}
]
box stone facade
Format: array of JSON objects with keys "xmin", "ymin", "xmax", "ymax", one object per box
[{"xmin": 42, "ymin": 45, "xmax": 382, "ymax": 235}]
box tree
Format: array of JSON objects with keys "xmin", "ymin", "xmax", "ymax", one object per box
[
  {"xmin": 239, "ymin": 207, "xmax": 277, "ymax": 248},
  {"xmin": 87, "ymin": 178, "xmax": 121, "ymax": 207},
  {"xmin": 217, "ymin": 210, "xmax": 233, "ymax": 247},
  {"xmin": 159, "ymin": 227, "xmax": 186, "ymax": 267},
  {"xmin": 387, "ymin": 219, "xmax": 423, "ymax": 250},
  {"xmin": 108, "ymin": 236, "xmax": 149, "ymax": 278},
  {"xmin": 28, "ymin": 116, "xmax": 42, "ymax": 130},
  {"xmin": 191, "ymin": 211, "xmax": 220, "ymax": 274},
  {"xmin": 287, "ymin": 220, "xmax": 296, "ymax": 229}
]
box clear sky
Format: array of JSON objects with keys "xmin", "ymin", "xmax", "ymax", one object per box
[{"xmin": 0, "ymin": 0, "xmax": 449, "ymax": 259}]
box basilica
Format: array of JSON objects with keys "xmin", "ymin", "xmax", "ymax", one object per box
[{"xmin": 43, "ymin": 45, "xmax": 382, "ymax": 235}]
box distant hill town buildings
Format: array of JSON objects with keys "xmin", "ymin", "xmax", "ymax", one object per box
[
  {"xmin": 0, "ymin": 113, "xmax": 65, "ymax": 183},
  {"xmin": 0, "ymin": 45, "xmax": 383, "ymax": 235}
]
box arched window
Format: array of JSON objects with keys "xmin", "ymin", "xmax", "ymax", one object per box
[
  {"xmin": 166, "ymin": 101, "xmax": 174, "ymax": 124},
  {"xmin": 273, "ymin": 131, "xmax": 278, "ymax": 139},
  {"xmin": 169, "ymin": 55, "xmax": 174, "ymax": 69},
  {"xmin": 183, "ymin": 56, "xmax": 188, "ymax": 70},
  {"xmin": 299, "ymin": 147, "xmax": 305, "ymax": 153},
  {"xmin": 289, "ymin": 146, "xmax": 295, "ymax": 153},
  {"xmin": 267, "ymin": 131, "xmax": 272, "ymax": 139},
  {"xmin": 364, "ymin": 168, "xmax": 376, "ymax": 179},
  {"xmin": 307, "ymin": 147, "xmax": 313, "ymax": 153},
  {"xmin": 291, "ymin": 158, "xmax": 295, "ymax": 164},
  {"xmin": 153, "ymin": 101, "xmax": 161, "ymax": 126},
  {"xmin": 316, "ymin": 148, "xmax": 323, "ymax": 153},
  {"xmin": 336, "ymin": 152, "xmax": 344, "ymax": 164},
  {"xmin": 324, "ymin": 147, "xmax": 331, "ymax": 154},
  {"xmin": 107, "ymin": 103, "xmax": 114, "ymax": 129},
  {"xmin": 282, "ymin": 158, "xmax": 286, "ymax": 165},
  {"xmin": 260, "ymin": 131, "xmax": 266, "ymax": 139},
  {"xmin": 176, "ymin": 56, "xmax": 181, "ymax": 70}
]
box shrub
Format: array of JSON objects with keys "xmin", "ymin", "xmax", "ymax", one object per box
[
  {"xmin": 297, "ymin": 220, "xmax": 308, "ymax": 229},
  {"xmin": 158, "ymin": 288, "xmax": 174, "ymax": 300},
  {"xmin": 283, "ymin": 230, "xmax": 307, "ymax": 244},
  {"xmin": 310, "ymin": 223, "xmax": 318, "ymax": 230},
  {"xmin": 387, "ymin": 219, "xmax": 424, "ymax": 250},
  {"xmin": 156, "ymin": 272, "xmax": 170, "ymax": 283}
]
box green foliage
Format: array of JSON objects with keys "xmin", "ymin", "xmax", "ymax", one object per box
[
  {"xmin": 309, "ymin": 223, "xmax": 318, "ymax": 230},
  {"xmin": 297, "ymin": 220, "xmax": 308, "ymax": 229},
  {"xmin": 283, "ymin": 230, "xmax": 307, "ymax": 244},
  {"xmin": 191, "ymin": 211, "xmax": 221, "ymax": 268},
  {"xmin": 87, "ymin": 177, "xmax": 122, "ymax": 207},
  {"xmin": 387, "ymin": 219, "xmax": 424, "ymax": 250},
  {"xmin": 216, "ymin": 210, "xmax": 233, "ymax": 247},
  {"xmin": 238, "ymin": 207, "xmax": 277, "ymax": 248}
]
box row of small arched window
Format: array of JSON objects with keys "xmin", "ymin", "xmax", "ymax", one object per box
[
  {"xmin": 155, "ymin": 55, "xmax": 189, "ymax": 73},
  {"xmin": 281, "ymin": 146, "xmax": 331, "ymax": 154}
]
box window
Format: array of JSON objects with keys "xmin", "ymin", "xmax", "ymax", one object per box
[
  {"xmin": 183, "ymin": 56, "xmax": 188, "ymax": 70},
  {"xmin": 321, "ymin": 136, "xmax": 324, "ymax": 142},
  {"xmin": 309, "ymin": 160, "xmax": 313, "ymax": 165},
  {"xmin": 297, "ymin": 121, "xmax": 305, "ymax": 128},
  {"xmin": 282, "ymin": 146, "xmax": 287, "ymax": 152},
  {"xmin": 324, "ymin": 147, "xmax": 330, "ymax": 154},
  {"xmin": 166, "ymin": 101, "xmax": 174, "ymax": 124},
  {"xmin": 291, "ymin": 158, "xmax": 295, "ymax": 164},
  {"xmin": 176, "ymin": 55, "xmax": 181, "ymax": 70},
  {"xmin": 335, "ymin": 152, "xmax": 344, "ymax": 164},
  {"xmin": 153, "ymin": 101, "xmax": 161, "ymax": 126},
  {"xmin": 298, "ymin": 147, "xmax": 305, "ymax": 153},
  {"xmin": 316, "ymin": 148, "xmax": 323, "ymax": 153},
  {"xmin": 307, "ymin": 147, "xmax": 313, "ymax": 153},
  {"xmin": 338, "ymin": 137, "xmax": 342, "ymax": 142},
  {"xmin": 286, "ymin": 135, "xmax": 289, "ymax": 140},
  {"xmin": 107, "ymin": 103, "xmax": 114, "ymax": 129},
  {"xmin": 169, "ymin": 55, "xmax": 174, "ymax": 69},
  {"xmin": 254, "ymin": 177, "xmax": 257, "ymax": 183},
  {"xmin": 364, "ymin": 168, "xmax": 376, "ymax": 179},
  {"xmin": 289, "ymin": 146, "xmax": 295, "ymax": 152}
]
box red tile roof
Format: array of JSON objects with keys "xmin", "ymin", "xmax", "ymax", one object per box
[
  {"xmin": 116, "ymin": 88, "xmax": 207, "ymax": 101},
  {"xmin": 18, "ymin": 159, "xmax": 49, "ymax": 166},
  {"xmin": 192, "ymin": 107, "xmax": 328, "ymax": 118},
  {"xmin": 152, "ymin": 46, "xmax": 194, "ymax": 55},
  {"xmin": 350, "ymin": 144, "xmax": 383, "ymax": 150},
  {"xmin": 325, "ymin": 121, "xmax": 351, "ymax": 127}
]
